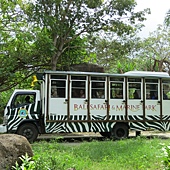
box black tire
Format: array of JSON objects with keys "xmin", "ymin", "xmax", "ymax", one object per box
[
  {"xmin": 17, "ymin": 123, "xmax": 38, "ymax": 143},
  {"xmin": 113, "ymin": 123, "xmax": 129, "ymax": 140},
  {"xmin": 100, "ymin": 132, "xmax": 111, "ymax": 138}
]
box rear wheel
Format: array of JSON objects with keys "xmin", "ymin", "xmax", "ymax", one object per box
[
  {"xmin": 113, "ymin": 123, "xmax": 129, "ymax": 140},
  {"xmin": 17, "ymin": 123, "xmax": 38, "ymax": 143},
  {"xmin": 100, "ymin": 132, "xmax": 111, "ymax": 138}
]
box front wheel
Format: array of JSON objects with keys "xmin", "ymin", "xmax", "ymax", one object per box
[
  {"xmin": 17, "ymin": 123, "xmax": 38, "ymax": 143},
  {"xmin": 112, "ymin": 123, "xmax": 129, "ymax": 140}
]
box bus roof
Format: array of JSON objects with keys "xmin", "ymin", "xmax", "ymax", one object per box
[
  {"xmin": 41, "ymin": 70, "xmax": 119, "ymax": 76},
  {"xmin": 41, "ymin": 70, "xmax": 170, "ymax": 78},
  {"xmin": 124, "ymin": 71, "xmax": 169, "ymax": 78}
]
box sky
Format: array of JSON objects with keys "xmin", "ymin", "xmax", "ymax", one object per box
[{"xmin": 135, "ymin": 0, "xmax": 170, "ymax": 38}]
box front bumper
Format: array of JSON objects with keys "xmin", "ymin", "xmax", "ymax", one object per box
[{"xmin": 0, "ymin": 124, "xmax": 7, "ymax": 133}]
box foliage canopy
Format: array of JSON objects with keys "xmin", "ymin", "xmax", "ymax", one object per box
[{"xmin": 0, "ymin": 0, "xmax": 149, "ymax": 93}]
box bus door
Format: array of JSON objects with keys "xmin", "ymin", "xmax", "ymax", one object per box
[
  {"xmin": 162, "ymin": 80, "xmax": 170, "ymax": 117},
  {"xmin": 145, "ymin": 79, "xmax": 160, "ymax": 119},
  {"xmin": 69, "ymin": 75, "xmax": 88, "ymax": 121},
  {"xmin": 127, "ymin": 78, "xmax": 143, "ymax": 118},
  {"xmin": 109, "ymin": 77, "xmax": 125, "ymax": 117},
  {"xmin": 90, "ymin": 76, "xmax": 107, "ymax": 119},
  {"xmin": 49, "ymin": 75, "xmax": 68, "ymax": 120}
]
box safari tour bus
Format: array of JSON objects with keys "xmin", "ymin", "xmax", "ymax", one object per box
[{"xmin": 0, "ymin": 70, "xmax": 170, "ymax": 142}]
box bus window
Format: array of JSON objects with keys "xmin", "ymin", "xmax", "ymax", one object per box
[
  {"xmin": 128, "ymin": 78, "xmax": 141, "ymax": 99},
  {"xmin": 146, "ymin": 79, "xmax": 158, "ymax": 100},
  {"xmin": 162, "ymin": 82, "xmax": 170, "ymax": 100},
  {"xmin": 12, "ymin": 94, "xmax": 35, "ymax": 108},
  {"xmin": 71, "ymin": 76, "xmax": 86, "ymax": 98},
  {"xmin": 51, "ymin": 84, "xmax": 58, "ymax": 98},
  {"xmin": 110, "ymin": 82, "xmax": 123, "ymax": 99},
  {"xmin": 91, "ymin": 76, "xmax": 105, "ymax": 99},
  {"xmin": 51, "ymin": 80, "xmax": 66, "ymax": 98}
]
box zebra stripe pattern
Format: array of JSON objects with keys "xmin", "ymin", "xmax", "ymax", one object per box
[
  {"xmin": 7, "ymin": 102, "xmax": 41, "ymax": 132},
  {"xmin": 45, "ymin": 114, "xmax": 170, "ymax": 133}
]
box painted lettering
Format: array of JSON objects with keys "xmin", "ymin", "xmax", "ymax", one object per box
[
  {"xmin": 151, "ymin": 105, "xmax": 156, "ymax": 111},
  {"xmin": 74, "ymin": 104, "xmax": 78, "ymax": 111},
  {"xmin": 116, "ymin": 105, "xmax": 124, "ymax": 111},
  {"xmin": 74, "ymin": 104, "xmax": 157, "ymax": 112},
  {"xmin": 112, "ymin": 105, "xmax": 115, "ymax": 110}
]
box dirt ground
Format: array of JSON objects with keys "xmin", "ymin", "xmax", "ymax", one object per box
[
  {"xmin": 130, "ymin": 130, "xmax": 170, "ymax": 139},
  {"xmin": 37, "ymin": 130, "xmax": 170, "ymax": 140}
]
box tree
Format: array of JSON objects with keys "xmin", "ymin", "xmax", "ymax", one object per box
[
  {"xmin": 19, "ymin": 0, "xmax": 149, "ymax": 70},
  {"xmin": 0, "ymin": 0, "xmax": 149, "ymax": 92},
  {"xmin": 164, "ymin": 9, "xmax": 170, "ymax": 26},
  {"xmin": 135, "ymin": 25, "xmax": 170, "ymax": 73},
  {"xmin": 87, "ymin": 24, "xmax": 144, "ymax": 73}
]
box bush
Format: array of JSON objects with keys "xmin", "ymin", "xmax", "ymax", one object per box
[
  {"xmin": 12, "ymin": 153, "xmax": 35, "ymax": 170},
  {"xmin": 162, "ymin": 145, "xmax": 170, "ymax": 170}
]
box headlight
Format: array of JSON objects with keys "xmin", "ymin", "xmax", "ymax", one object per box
[{"xmin": 3, "ymin": 115, "xmax": 8, "ymax": 125}]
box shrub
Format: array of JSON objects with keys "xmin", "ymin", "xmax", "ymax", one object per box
[
  {"xmin": 12, "ymin": 153, "xmax": 35, "ymax": 170},
  {"xmin": 162, "ymin": 145, "xmax": 170, "ymax": 170}
]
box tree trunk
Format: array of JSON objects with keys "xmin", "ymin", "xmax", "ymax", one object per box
[
  {"xmin": 51, "ymin": 40, "xmax": 64, "ymax": 70},
  {"xmin": 158, "ymin": 60, "xmax": 163, "ymax": 72}
]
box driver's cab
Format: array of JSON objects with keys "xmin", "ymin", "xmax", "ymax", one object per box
[{"xmin": 3, "ymin": 89, "xmax": 41, "ymax": 133}]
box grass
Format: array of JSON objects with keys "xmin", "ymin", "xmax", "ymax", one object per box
[{"xmin": 30, "ymin": 136, "xmax": 169, "ymax": 170}]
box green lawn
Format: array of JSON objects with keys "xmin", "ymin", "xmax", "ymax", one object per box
[{"xmin": 29, "ymin": 137, "xmax": 169, "ymax": 170}]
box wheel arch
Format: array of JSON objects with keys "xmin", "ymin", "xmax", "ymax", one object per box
[
  {"xmin": 113, "ymin": 122, "xmax": 130, "ymax": 129},
  {"xmin": 16, "ymin": 120, "xmax": 41, "ymax": 134}
]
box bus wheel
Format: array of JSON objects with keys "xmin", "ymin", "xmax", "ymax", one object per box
[
  {"xmin": 113, "ymin": 123, "xmax": 129, "ymax": 140},
  {"xmin": 17, "ymin": 123, "xmax": 38, "ymax": 143},
  {"xmin": 100, "ymin": 132, "xmax": 111, "ymax": 138}
]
